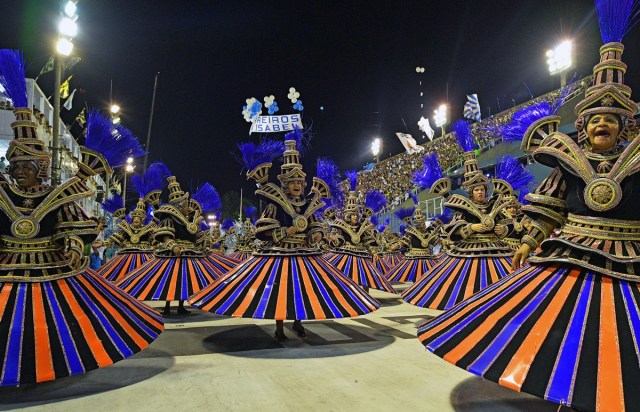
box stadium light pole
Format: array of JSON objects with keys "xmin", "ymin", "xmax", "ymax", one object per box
[
  {"xmin": 52, "ymin": 0, "xmax": 78, "ymax": 186},
  {"xmin": 546, "ymin": 40, "xmax": 572, "ymax": 88},
  {"xmin": 122, "ymin": 157, "xmax": 135, "ymax": 207}
]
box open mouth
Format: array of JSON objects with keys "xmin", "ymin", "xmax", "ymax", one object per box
[{"xmin": 594, "ymin": 129, "xmax": 611, "ymax": 138}]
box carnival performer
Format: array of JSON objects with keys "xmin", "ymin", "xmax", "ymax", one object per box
[
  {"xmin": 402, "ymin": 121, "xmax": 514, "ymax": 310},
  {"xmin": 117, "ymin": 176, "xmax": 232, "ymax": 316},
  {"xmin": 323, "ymin": 172, "xmax": 396, "ymax": 294},
  {"xmin": 417, "ymin": 2, "xmax": 640, "ymax": 409},
  {"xmin": 190, "ymin": 131, "xmax": 379, "ymax": 341},
  {"xmin": 0, "ymin": 49, "xmax": 163, "ymax": 386},
  {"xmin": 97, "ymin": 163, "xmax": 168, "ymax": 281},
  {"xmin": 377, "ymin": 222, "xmax": 405, "ymax": 269},
  {"xmin": 494, "ymin": 156, "xmax": 534, "ymax": 251},
  {"xmin": 227, "ymin": 206, "xmax": 260, "ymax": 261},
  {"xmin": 385, "ymin": 203, "xmax": 445, "ymax": 283},
  {"xmin": 369, "ymin": 216, "xmax": 393, "ymax": 273}
]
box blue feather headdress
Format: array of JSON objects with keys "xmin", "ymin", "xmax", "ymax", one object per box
[
  {"xmin": 236, "ymin": 139, "xmax": 285, "ymax": 172},
  {"xmin": 595, "ymin": 0, "xmax": 640, "ymax": 43},
  {"xmin": 316, "ymin": 157, "xmax": 344, "ymax": 207},
  {"xmin": 101, "ymin": 194, "xmax": 124, "ymax": 214},
  {"xmin": 433, "ymin": 209, "xmax": 453, "ymax": 225},
  {"xmin": 412, "ymin": 153, "xmax": 444, "ymax": 190},
  {"xmin": 496, "ymin": 155, "xmax": 534, "ymax": 192},
  {"xmin": 345, "ymin": 169, "xmax": 358, "ymax": 191},
  {"xmin": 394, "ymin": 206, "xmax": 415, "ymax": 221},
  {"xmin": 398, "ymin": 223, "xmax": 408, "ymax": 235},
  {"xmin": 84, "ymin": 111, "xmax": 146, "ymax": 168},
  {"xmin": 452, "ymin": 120, "xmax": 475, "ymax": 152},
  {"xmin": 364, "ymin": 190, "xmax": 387, "ymax": 213},
  {"xmin": 518, "ymin": 187, "xmax": 531, "ymax": 205},
  {"xmin": 0, "ymin": 50, "xmax": 27, "ymax": 107},
  {"xmin": 192, "ymin": 183, "xmax": 221, "ymax": 212},
  {"xmin": 221, "ymin": 218, "xmax": 235, "ymax": 231},
  {"xmin": 284, "ymin": 126, "xmax": 310, "ymax": 156},
  {"xmin": 409, "ymin": 191, "xmax": 418, "ymax": 205},
  {"xmin": 376, "ymin": 218, "xmax": 390, "ymax": 232}
]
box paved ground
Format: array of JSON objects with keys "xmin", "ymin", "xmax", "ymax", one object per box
[{"xmin": 0, "ymin": 285, "xmax": 561, "ymax": 412}]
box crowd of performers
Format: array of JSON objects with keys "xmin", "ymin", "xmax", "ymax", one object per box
[{"xmin": 0, "ymin": 0, "xmax": 639, "ymax": 409}]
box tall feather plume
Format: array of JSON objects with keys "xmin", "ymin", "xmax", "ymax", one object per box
[
  {"xmin": 345, "ymin": 169, "xmax": 358, "ymax": 191},
  {"xmin": 244, "ymin": 206, "xmax": 258, "ymax": 218},
  {"xmin": 370, "ymin": 215, "xmax": 379, "ymax": 226},
  {"xmin": 409, "ymin": 192, "xmax": 418, "ymax": 205},
  {"xmin": 376, "ymin": 218, "xmax": 390, "ymax": 232},
  {"xmin": 0, "ymin": 49, "xmax": 27, "ymax": 107},
  {"xmin": 284, "ymin": 126, "xmax": 310, "ymax": 156},
  {"xmin": 101, "ymin": 194, "xmax": 124, "ymax": 214},
  {"xmin": 394, "ymin": 206, "xmax": 415, "ymax": 221},
  {"xmin": 221, "ymin": 218, "xmax": 235, "ymax": 231},
  {"xmin": 84, "ymin": 111, "xmax": 145, "ymax": 168},
  {"xmin": 595, "ymin": 0, "xmax": 640, "ymax": 43},
  {"xmin": 192, "ymin": 183, "xmax": 221, "ymax": 212},
  {"xmin": 452, "ymin": 120, "xmax": 475, "ymax": 152},
  {"xmin": 144, "ymin": 162, "xmax": 171, "ymax": 193},
  {"xmin": 316, "ymin": 157, "xmax": 344, "ymax": 206},
  {"xmin": 130, "ymin": 174, "xmax": 146, "ymax": 197},
  {"xmin": 496, "ymin": 155, "xmax": 534, "ymax": 191},
  {"xmin": 399, "ymin": 223, "xmax": 408, "ymax": 235},
  {"xmin": 518, "ymin": 187, "xmax": 531, "ymax": 205},
  {"xmin": 412, "ymin": 153, "xmax": 444, "ymax": 190},
  {"xmin": 364, "ymin": 190, "xmax": 387, "ymax": 213},
  {"xmin": 236, "ymin": 139, "xmax": 285, "ymax": 171},
  {"xmin": 433, "ymin": 209, "xmax": 453, "ymax": 225}
]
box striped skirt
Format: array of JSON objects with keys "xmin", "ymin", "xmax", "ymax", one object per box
[
  {"xmin": 97, "ymin": 252, "xmax": 153, "ymax": 282},
  {"xmin": 373, "ymin": 255, "xmax": 391, "ymax": 273},
  {"xmin": 189, "ymin": 254, "xmax": 380, "ymax": 320},
  {"xmin": 116, "ymin": 256, "xmax": 221, "ymax": 301},
  {"xmin": 0, "ymin": 270, "xmax": 163, "ymax": 386},
  {"xmin": 402, "ymin": 255, "xmax": 511, "ymax": 310},
  {"xmin": 417, "ymin": 263, "xmax": 640, "ymax": 412},
  {"xmin": 324, "ymin": 253, "xmax": 397, "ymax": 294},
  {"xmin": 227, "ymin": 251, "xmax": 253, "ymax": 261},
  {"xmin": 385, "ymin": 257, "xmax": 440, "ymax": 283},
  {"xmin": 384, "ymin": 253, "xmax": 405, "ymax": 268},
  {"xmin": 205, "ymin": 252, "xmax": 241, "ymax": 277}
]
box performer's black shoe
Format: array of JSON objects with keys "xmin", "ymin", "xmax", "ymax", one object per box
[
  {"xmin": 162, "ymin": 307, "xmax": 171, "ymax": 317},
  {"xmin": 274, "ymin": 330, "xmax": 288, "ymax": 342},
  {"xmin": 177, "ymin": 306, "xmax": 191, "ymax": 315},
  {"xmin": 292, "ymin": 320, "xmax": 306, "ymax": 337}
]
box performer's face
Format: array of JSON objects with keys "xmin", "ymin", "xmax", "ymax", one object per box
[
  {"xmin": 287, "ymin": 180, "xmax": 303, "ymax": 197},
  {"xmin": 10, "ymin": 161, "xmax": 39, "ymax": 189},
  {"xmin": 506, "ymin": 206, "xmax": 517, "ymax": 217},
  {"xmin": 586, "ymin": 113, "xmax": 620, "ymax": 152},
  {"xmin": 132, "ymin": 216, "xmax": 142, "ymax": 227},
  {"xmin": 348, "ymin": 214, "xmax": 358, "ymax": 225},
  {"xmin": 472, "ymin": 185, "xmax": 486, "ymax": 202}
]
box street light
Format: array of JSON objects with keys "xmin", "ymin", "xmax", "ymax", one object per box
[
  {"xmin": 546, "ymin": 40, "xmax": 572, "ymax": 87},
  {"xmin": 110, "ymin": 104, "xmax": 121, "ymax": 124},
  {"xmin": 371, "ymin": 138, "xmax": 381, "ymax": 163},
  {"xmin": 122, "ymin": 157, "xmax": 135, "ymax": 207},
  {"xmin": 434, "ymin": 104, "xmax": 447, "ymax": 137},
  {"xmin": 52, "ymin": 0, "xmax": 79, "ymax": 186}
]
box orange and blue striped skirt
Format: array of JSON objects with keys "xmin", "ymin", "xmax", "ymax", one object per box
[
  {"xmin": 116, "ymin": 256, "xmax": 221, "ymax": 301},
  {"xmin": 324, "ymin": 253, "xmax": 397, "ymax": 294},
  {"xmin": 97, "ymin": 252, "xmax": 153, "ymax": 282},
  {"xmin": 417, "ymin": 263, "xmax": 640, "ymax": 411},
  {"xmin": 385, "ymin": 257, "xmax": 440, "ymax": 283},
  {"xmin": 402, "ymin": 255, "xmax": 511, "ymax": 310},
  {"xmin": 204, "ymin": 252, "xmax": 241, "ymax": 277},
  {"xmin": 189, "ymin": 254, "xmax": 380, "ymax": 320},
  {"xmin": 0, "ymin": 270, "xmax": 163, "ymax": 386},
  {"xmin": 228, "ymin": 251, "xmax": 253, "ymax": 261}
]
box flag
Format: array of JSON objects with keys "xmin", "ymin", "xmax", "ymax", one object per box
[
  {"xmin": 463, "ymin": 93, "xmax": 481, "ymax": 122},
  {"xmin": 35, "ymin": 56, "xmax": 54, "ymax": 80},
  {"xmin": 417, "ymin": 116, "xmax": 435, "ymax": 140},
  {"xmin": 60, "ymin": 75, "xmax": 73, "ymax": 99},
  {"xmin": 75, "ymin": 108, "xmax": 86, "ymax": 127},
  {"xmin": 63, "ymin": 89, "xmax": 76, "ymax": 110},
  {"xmin": 396, "ymin": 132, "xmax": 423, "ymax": 154},
  {"xmin": 64, "ymin": 56, "xmax": 81, "ymax": 71}
]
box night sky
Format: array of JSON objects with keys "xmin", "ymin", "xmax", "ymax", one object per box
[{"xmin": 4, "ymin": 0, "xmax": 640, "ymax": 199}]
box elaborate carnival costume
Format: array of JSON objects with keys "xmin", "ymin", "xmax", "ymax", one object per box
[
  {"xmin": 0, "ymin": 50, "xmax": 163, "ymax": 386},
  {"xmin": 190, "ymin": 132, "xmax": 380, "ymax": 341},
  {"xmin": 227, "ymin": 207, "xmax": 260, "ymax": 261},
  {"xmin": 323, "ymin": 172, "xmax": 396, "ymax": 294},
  {"xmin": 97, "ymin": 163, "xmax": 167, "ymax": 282},
  {"xmin": 402, "ymin": 121, "xmax": 513, "ymax": 310},
  {"xmin": 385, "ymin": 203, "xmax": 444, "ymax": 283},
  {"xmin": 417, "ymin": 3, "xmax": 640, "ymax": 409},
  {"xmin": 117, "ymin": 177, "xmax": 232, "ymax": 316},
  {"xmin": 376, "ymin": 223, "xmax": 405, "ymax": 270}
]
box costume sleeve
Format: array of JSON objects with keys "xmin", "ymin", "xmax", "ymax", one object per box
[
  {"xmin": 255, "ymin": 203, "xmax": 282, "ymax": 242},
  {"xmin": 444, "ymin": 211, "xmax": 472, "ymax": 242},
  {"xmin": 521, "ymin": 167, "xmax": 567, "ymax": 248},
  {"xmin": 53, "ymin": 202, "xmax": 97, "ymax": 254},
  {"xmin": 153, "ymin": 217, "xmax": 176, "ymax": 245}
]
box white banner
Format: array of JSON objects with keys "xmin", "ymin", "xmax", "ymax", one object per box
[
  {"xmin": 249, "ymin": 114, "xmax": 303, "ymax": 134},
  {"xmin": 396, "ymin": 132, "xmax": 424, "ymax": 154}
]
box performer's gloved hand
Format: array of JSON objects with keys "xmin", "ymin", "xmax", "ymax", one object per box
[
  {"xmin": 172, "ymin": 245, "xmax": 182, "ymax": 256},
  {"xmin": 310, "ymin": 232, "xmax": 322, "ymax": 243},
  {"xmin": 65, "ymin": 249, "xmax": 82, "ymax": 269},
  {"xmin": 285, "ymin": 226, "xmax": 298, "ymax": 236},
  {"xmin": 494, "ymin": 224, "xmax": 507, "ymax": 238},
  {"xmin": 470, "ymin": 223, "xmax": 491, "ymax": 233},
  {"xmin": 511, "ymin": 243, "xmax": 531, "ymax": 271}
]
